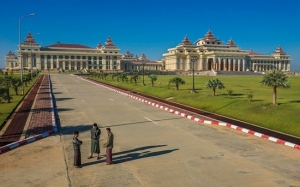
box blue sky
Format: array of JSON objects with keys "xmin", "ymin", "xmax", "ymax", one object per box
[{"xmin": 1, "ymin": 0, "xmax": 300, "ymax": 71}]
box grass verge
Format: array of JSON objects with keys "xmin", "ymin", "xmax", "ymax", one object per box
[
  {"xmin": 90, "ymin": 75, "xmax": 300, "ymax": 137},
  {"xmin": 0, "ymin": 75, "xmax": 40, "ymax": 131}
]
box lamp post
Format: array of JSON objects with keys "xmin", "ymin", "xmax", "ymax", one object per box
[
  {"xmin": 30, "ymin": 32, "xmax": 40, "ymax": 81},
  {"xmin": 19, "ymin": 13, "xmax": 35, "ymax": 95},
  {"xmin": 141, "ymin": 54, "xmax": 147, "ymax": 86},
  {"xmin": 191, "ymin": 56, "xmax": 198, "ymax": 93}
]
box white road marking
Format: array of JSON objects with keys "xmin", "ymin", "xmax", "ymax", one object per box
[
  {"xmin": 82, "ymin": 100, "xmax": 85, "ymax": 102},
  {"xmin": 109, "ymin": 98, "xmax": 114, "ymax": 101},
  {"xmin": 144, "ymin": 117, "xmax": 158, "ymax": 124}
]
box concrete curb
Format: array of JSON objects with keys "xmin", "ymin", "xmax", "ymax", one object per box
[
  {"xmin": 81, "ymin": 77, "xmax": 300, "ymax": 151},
  {"xmin": 0, "ymin": 75, "xmax": 58, "ymax": 154}
]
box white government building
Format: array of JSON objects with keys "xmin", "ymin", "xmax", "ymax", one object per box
[
  {"xmin": 4, "ymin": 33, "xmax": 162, "ymax": 72},
  {"xmin": 163, "ymin": 30, "xmax": 291, "ymax": 72},
  {"xmin": 5, "ymin": 30, "xmax": 291, "ymax": 72}
]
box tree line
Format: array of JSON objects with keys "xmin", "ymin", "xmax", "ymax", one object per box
[
  {"xmin": 90, "ymin": 70, "xmax": 290, "ymax": 105},
  {"xmin": 0, "ymin": 70, "xmax": 40, "ymax": 103}
]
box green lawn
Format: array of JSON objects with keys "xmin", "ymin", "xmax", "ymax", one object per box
[
  {"xmin": 0, "ymin": 74, "xmax": 39, "ymax": 130},
  {"xmin": 90, "ymin": 74, "xmax": 300, "ymax": 137}
]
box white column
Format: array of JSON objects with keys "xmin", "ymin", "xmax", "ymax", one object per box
[
  {"xmin": 199, "ymin": 57, "xmax": 203, "ymax": 70},
  {"xmin": 202, "ymin": 57, "xmax": 207, "ymax": 70},
  {"xmin": 238, "ymin": 59, "xmax": 241, "ymax": 71},
  {"xmin": 50, "ymin": 56, "xmax": 54, "ymax": 70},
  {"xmin": 218, "ymin": 58, "xmax": 221, "ymax": 71},
  {"xmin": 62, "ymin": 56, "xmax": 65, "ymax": 70},
  {"xmin": 242, "ymin": 59, "xmax": 246, "ymax": 71},
  {"xmin": 28, "ymin": 54, "xmax": 32, "ymax": 69},
  {"xmin": 185, "ymin": 57, "xmax": 190, "ymax": 70},
  {"xmin": 36, "ymin": 55, "xmax": 41, "ymax": 69},
  {"xmin": 228, "ymin": 59, "xmax": 231, "ymax": 71},
  {"xmin": 212, "ymin": 57, "xmax": 216, "ymax": 70}
]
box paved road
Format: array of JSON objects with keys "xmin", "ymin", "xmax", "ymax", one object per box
[{"xmin": 1, "ymin": 74, "xmax": 300, "ymax": 187}]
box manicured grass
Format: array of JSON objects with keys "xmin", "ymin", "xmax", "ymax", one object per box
[
  {"xmin": 0, "ymin": 75, "xmax": 39, "ymax": 130},
  {"xmin": 91, "ymin": 75, "xmax": 300, "ymax": 137}
]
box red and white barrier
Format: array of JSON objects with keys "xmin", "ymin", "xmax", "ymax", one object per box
[{"xmin": 81, "ymin": 77, "xmax": 300, "ymax": 151}]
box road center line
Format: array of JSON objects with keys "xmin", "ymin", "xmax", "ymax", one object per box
[
  {"xmin": 109, "ymin": 98, "xmax": 114, "ymax": 101},
  {"xmin": 144, "ymin": 117, "xmax": 158, "ymax": 124},
  {"xmin": 82, "ymin": 100, "xmax": 85, "ymax": 102}
]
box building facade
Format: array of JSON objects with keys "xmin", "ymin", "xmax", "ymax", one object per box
[
  {"xmin": 5, "ymin": 31, "xmax": 291, "ymax": 72},
  {"xmin": 5, "ymin": 33, "xmax": 162, "ymax": 71},
  {"xmin": 163, "ymin": 30, "xmax": 291, "ymax": 72}
]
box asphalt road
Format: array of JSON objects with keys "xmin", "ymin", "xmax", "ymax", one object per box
[{"xmin": 0, "ymin": 74, "xmax": 300, "ymax": 187}]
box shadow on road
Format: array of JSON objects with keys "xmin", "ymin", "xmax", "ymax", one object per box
[
  {"xmin": 60, "ymin": 125, "xmax": 92, "ymax": 135},
  {"xmin": 81, "ymin": 145, "xmax": 178, "ymax": 167},
  {"xmin": 102, "ymin": 117, "xmax": 183, "ymax": 128}
]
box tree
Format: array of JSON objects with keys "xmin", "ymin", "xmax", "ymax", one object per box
[
  {"xmin": 0, "ymin": 76, "xmax": 12, "ymax": 103},
  {"xmin": 169, "ymin": 77, "xmax": 185, "ymax": 90},
  {"xmin": 130, "ymin": 73, "xmax": 139, "ymax": 85},
  {"xmin": 11, "ymin": 77, "xmax": 22, "ymax": 95},
  {"xmin": 260, "ymin": 70, "xmax": 290, "ymax": 105},
  {"xmin": 23, "ymin": 74, "xmax": 31, "ymax": 86},
  {"xmin": 148, "ymin": 74, "xmax": 157, "ymax": 87},
  {"xmin": 247, "ymin": 90, "xmax": 254, "ymax": 102},
  {"xmin": 119, "ymin": 73, "xmax": 128, "ymax": 83},
  {"xmin": 103, "ymin": 72, "xmax": 109, "ymax": 80},
  {"xmin": 205, "ymin": 78, "xmax": 225, "ymax": 96}
]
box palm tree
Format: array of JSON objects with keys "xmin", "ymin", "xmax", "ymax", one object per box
[
  {"xmin": 169, "ymin": 77, "xmax": 185, "ymax": 90},
  {"xmin": 130, "ymin": 73, "xmax": 139, "ymax": 85},
  {"xmin": 260, "ymin": 70, "xmax": 290, "ymax": 105},
  {"xmin": 205, "ymin": 78, "xmax": 225, "ymax": 96},
  {"xmin": 148, "ymin": 74, "xmax": 157, "ymax": 87}
]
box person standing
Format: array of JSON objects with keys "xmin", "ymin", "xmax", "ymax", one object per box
[
  {"xmin": 88, "ymin": 123, "xmax": 101, "ymax": 160},
  {"xmin": 73, "ymin": 131, "xmax": 82, "ymax": 168},
  {"xmin": 103, "ymin": 128, "xmax": 114, "ymax": 165}
]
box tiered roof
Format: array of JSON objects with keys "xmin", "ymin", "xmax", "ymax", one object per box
[
  {"xmin": 105, "ymin": 37, "xmax": 116, "ymax": 47},
  {"xmin": 227, "ymin": 38, "xmax": 237, "ymax": 47},
  {"xmin": 6, "ymin": 51, "xmax": 18, "ymax": 59},
  {"xmin": 97, "ymin": 42, "xmax": 102, "ymax": 49},
  {"xmin": 273, "ymin": 46, "xmax": 286, "ymax": 55},
  {"xmin": 139, "ymin": 53, "xmax": 147, "ymax": 61},
  {"xmin": 21, "ymin": 32, "xmax": 39, "ymax": 46},
  {"xmin": 180, "ymin": 36, "xmax": 192, "ymax": 45},
  {"xmin": 124, "ymin": 50, "xmax": 133, "ymax": 56},
  {"xmin": 196, "ymin": 30, "xmax": 222, "ymax": 44},
  {"xmin": 248, "ymin": 49, "xmax": 262, "ymax": 55}
]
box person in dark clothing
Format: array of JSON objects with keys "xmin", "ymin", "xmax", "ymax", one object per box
[
  {"xmin": 103, "ymin": 127, "xmax": 114, "ymax": 165},
  {"xmin": 88, "ymin": 123, "xmax": 101, "ymax": 160},
  {"xmin": 73, "ymin": 131, "xmax": 82, "ymax": 168}
]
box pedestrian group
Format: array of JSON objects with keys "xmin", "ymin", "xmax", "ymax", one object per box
[{"xmin": 72, "ymin": 123, "xmax": 114, "ymax": 168}]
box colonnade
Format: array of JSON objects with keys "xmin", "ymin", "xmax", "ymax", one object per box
[
  {"xmin": 23, "ymin": 55, "xmax": 120, "ymax": 71},
  {"xmin": 205, "ymin": 57, "xmax": 246, "ymax": 71},
  {"xmin": 251, "ymin": 60, "xmax": 290, "ymax": 71},
  {"xmin": 168, "ymin": 57, "xmax": 247, "ymax": 71}
]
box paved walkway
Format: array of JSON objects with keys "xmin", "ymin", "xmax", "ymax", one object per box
[
  {"xmin": 26, "ymin": 75, "xmax": 54, "ymax": 137},
  {"xmin": 0, "ymin": 74, "xmax": 300, "ymax": 187},
  {"xmin": 0, "ymin": 75, "xmax": 44, "ymax": 145}
]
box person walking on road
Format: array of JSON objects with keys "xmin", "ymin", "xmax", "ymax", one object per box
[
  {"xmin": 73, "ymin": 131, "xmax": 82, "ymax": 168},
  {"xmin": 103, "ymin": 128, "xmax": 114, "ymax": 165},
  {"xmin": 88, "ymin": 123, "xmax": 101, "ymax": 160}
]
